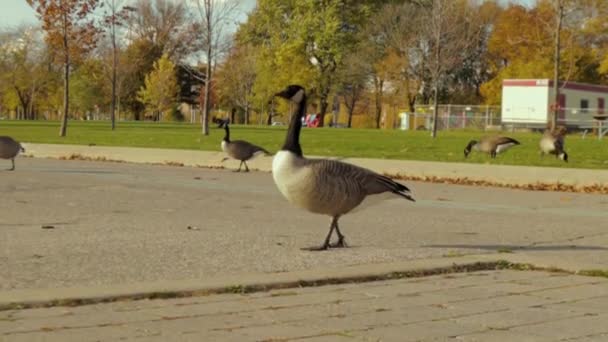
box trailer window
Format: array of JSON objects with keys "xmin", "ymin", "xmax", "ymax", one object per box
[{"xmin": 581, "ymin": 99, "xmax": 589, "ymax": 113}]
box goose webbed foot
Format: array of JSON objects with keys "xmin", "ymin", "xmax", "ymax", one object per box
[
  {"xmin": 243, "ymin": 161, "xmax": 250, "ymax": 172},
  {"xmin": 329, "ymin": 225, "xmax": 347, "ymax": 248},
  {"xmin": 301, "ymin": 217, "xmax": 348, "ymax": 251},
  {"xmin": 329, "ymin": 237, "xmax": 348, "ymax": 248}
]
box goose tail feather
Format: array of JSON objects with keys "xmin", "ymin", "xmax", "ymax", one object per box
[{"xmin": 376, "ymin": 175, "xmax": 415, "ymax": 202}]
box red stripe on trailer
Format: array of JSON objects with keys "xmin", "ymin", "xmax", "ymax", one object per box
[
  {"xmin": 558, "ymin": 82, "xmax": 608, "ymax": 94},
  {"xmin": 503, "ymin": 79, "xmax": 608, "ymax": 94},
  {"xmin": 502, "ymin": 80, "xmax": 541, "ymax": 87}
]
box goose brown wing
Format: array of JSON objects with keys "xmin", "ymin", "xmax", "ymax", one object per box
[
  {"xmin": 229, "ymin": 140, "xmax": 270, "ymax": 160},
  {"xmin": 307, "ymin": 159, "xmax": 415, "ymax": 202},
  {"xmin": 494, "ymin": 136, "xmax": 520, "ymax": 145}
]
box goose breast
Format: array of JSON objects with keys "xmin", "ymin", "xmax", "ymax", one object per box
[{"xmin": 272, "ymin": 151, "xmax": 366, "ymax": 216}]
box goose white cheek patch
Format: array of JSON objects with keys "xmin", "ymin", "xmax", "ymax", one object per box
[{"xmin": 291, "ymin": 89, "xmax": 305, "ymax": 103}]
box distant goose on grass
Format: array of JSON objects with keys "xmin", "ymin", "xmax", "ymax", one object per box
[
  {"xmin": 221, "ymin": 123, "xmax": 270, "ymax": 172},
  {"xmin": 272, "ymin": 85, "xmax": 415, "ymax": 251},
  {"xmin": 464, "ymin": 136, "xmax": 520, "ymax": 159},
  {"xmin": 0, "ymin": 136, "xmax": 25, "ymax": 171},
  {"xmin": 540, "ymin": 126, "xmax": 568, "ymax": 162}
]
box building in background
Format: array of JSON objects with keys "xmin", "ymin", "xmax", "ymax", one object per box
[{"xmin": 501, "ymin": 79, "xmax": 608, "ymax": 128}]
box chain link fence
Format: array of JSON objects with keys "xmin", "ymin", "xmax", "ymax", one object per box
[
  {"xmin": 408, "ymin": 105, "xmax": 502, "ymax": 131},
  {"xmin": 406, "ymin": 105, "xmax": 607, "ymax": 133}
]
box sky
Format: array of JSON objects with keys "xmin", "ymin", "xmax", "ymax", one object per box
[{"xmin": 1, "ymin": 0, "xmax": 533, "ymax": 29}]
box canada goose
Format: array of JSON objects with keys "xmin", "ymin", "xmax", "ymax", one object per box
[
  {"xmin": 0, "ymin": 136, "xmax": 25, "ymax": 171},
  {"xmin": 272, "ymin": 85, "xmax": 415, "ymax": 251},
  {"xmin": 464, "ymin": 136, "xmax": 520, "ymax": 159},
  {"xmin": 221, "ymin": 123, "xmax": 270, "ymax": 172},
  {"xmin": 540, "ymin": 126, "xmax": 568, "ymax": 162}
]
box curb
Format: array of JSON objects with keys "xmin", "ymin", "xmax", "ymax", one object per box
[{"xmin": 2, "ymin": 253, "xmax": 602, "ymax": 311}]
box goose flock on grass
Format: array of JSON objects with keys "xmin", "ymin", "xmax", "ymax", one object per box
[{"xmin": 2, "ymin": 84, "xmax": 572, "ymax": 250}]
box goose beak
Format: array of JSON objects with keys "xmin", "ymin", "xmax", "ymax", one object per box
[{"xmin": 274, "ymin": 90, "xmax": 288, "ymax": 99}]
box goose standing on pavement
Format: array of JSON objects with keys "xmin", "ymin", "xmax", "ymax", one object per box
[
  {"xmin": 539, "ymin": 126, "xmax": 568, "ymax": 162},
  {"xmin": 464, "ymin": 136, "xmax": 520, "ymax": 159},
  {"xmin": 272, "ymin": 85, "xmax": 415, "ymax": 251},
  {"xmin": 221, "ymin": 123, "xmax": 270, "ymax": 172},
  {"xmin": 0, "ymin": 136, "xmax": 25, "ymax": 171}
]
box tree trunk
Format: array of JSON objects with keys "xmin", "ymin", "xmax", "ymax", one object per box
[
  {"xmin": 266, "ymin": 103, "xmax": 274, "ymax": 125},
  {"xmin": 431, "ymin": 82, "xmax": 439, "ymax": 138},
  {"xmin": 373, "ymin": 77, "xmax": 383, "ymax": 129},
  {"xmin": 60, "ymin": 14, "xmax": 70, "ymax": 137},
  {"xmin": 551, "ymin": 2, "xmax": 563, "ymax": 130},
  {"xmin": 230, "ymin": 107, "xmax": 236, "ymax": 124},
  {"xmin": 245, "ymin": 103, "xmax": 249, "ymax": 125},
  {"xmin": 15, "ymin": 88, "xmax": 30, "ymax": 120},
  {"xmin": 317, "ymin": 95, "xmax": 329, "ymax": 128},
  {"xmin": 111, "ymin": 19, "xmax": 117, "ymax": 131},
  {"xmin": 201, "ymin": 50, "xmax": 212, "ymax": 135}
]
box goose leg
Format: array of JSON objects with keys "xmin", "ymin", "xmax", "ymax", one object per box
[
  {"xmin": 329, "ymin": 218, "xmax": 347, "ymax": 248},
  {"xmin": 9, "ymin": 158, "xmax": 15, "ymax": 171},
  {"xmin": 491, "ymin": 151, "xmax": 497, "ymax": 158},
  {"xmin": 302, "ymin": 217, "xmax": 338, "ymax": 251},
  {"xmin": 243, "ymin": 161, "xmax": 250, "ymax": 172},
  {"xmin": 235, "ymin": 161, "xmax": 242, "ymax": 172}
]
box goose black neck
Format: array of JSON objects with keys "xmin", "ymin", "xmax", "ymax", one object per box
[
  {"xmin": 223, "ymin": 124, "xmax": 230, "ymax": 142},
  {"xmin": 282, "ymin": 95, "xmax": 306, "ymax": 156}
]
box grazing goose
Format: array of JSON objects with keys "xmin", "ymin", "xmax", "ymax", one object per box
[
  {"xmin": 272, "ymin": 85, "xmax": 415, "ymax": 251},
  {"xmin": 464, "ymin": 136, "xmax": 520, "ymax": 159},
  {"xmin": 221, "ymin": 123, "xmax": 270, "ymax": 172},
  {"xmin": 539, "ymin": 126, "xmax": 568, "ymax": 162},
  {"xmin": 0, "ymin": 136, "xmax": 25, "ymax": 171}
]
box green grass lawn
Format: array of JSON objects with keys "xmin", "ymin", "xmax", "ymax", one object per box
[{"xmin": 1, "ymin": 120, "xmax": 607, "ymax": 169}]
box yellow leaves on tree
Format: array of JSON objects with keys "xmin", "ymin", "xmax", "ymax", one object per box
[{"xmin": 137, "ymin": 54, "xmax": 179, "ymax": 121}]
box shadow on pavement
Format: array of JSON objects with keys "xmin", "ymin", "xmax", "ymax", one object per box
[{"xmin": 425, "ymin": 244, "xmax": 608, "ymax": 251}]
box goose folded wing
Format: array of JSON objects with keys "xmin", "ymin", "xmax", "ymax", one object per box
[
  {"xmin": 308, "ymin": 159, "xmax": 415, "ymax": 202},
  {"xmin": 495, "ymin": 137, "xmax": 520, "ymax": 145}
]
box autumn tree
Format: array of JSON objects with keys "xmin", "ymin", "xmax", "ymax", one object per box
[
  {"xmin": 100, "ymin": 0, "xmax": 134, "ymax": 130},
  {"xmin": 359, "ymin": 1, "xmax": 423, "ymax": 128},
  {"xmin": 191, "ymin": 0, "xmax": 239, "ymax": 135},
  {"xmin": 0, "ymin": 26, "xmax": 53, "ymax": 120},
  {"xmin": 129, "ymin": 0, "xmax": 199, "ymax": 60},
  {"xmin": 70, "ymin": 58, "xmax": 107, "ymax": 119},
  {"xmin": 121, "ymin": 39, "xmax": 163, "ymax": 119},
  {"xmin": 581, "ymin": 1, "xmax": 608, "ymax": 82},
  {"xmin": 215, "ymin": 44, "xmax": 256, "ymax": 124},
  {"xmin": 120, "ymin": 0, "xmax": 199, "ymax": 120},
  {"xmin": 242, "ymin": 0, "xmax": 370, "ymax": 127},
  {"xmin": 137, "ymin": 54, "xmax": 179, "ymax": 121},
  {"xmin": 421, "ymin": 0, "xmax": 482, "ymax": 138},
  {"xmin": 335, "ymin": 51, "xmax": 368, "ymax": 128},
  {"xmin": 27, "ymin": 0, "xmax": 100, "ymax": 137}
]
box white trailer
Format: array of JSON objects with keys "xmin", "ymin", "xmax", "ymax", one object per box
[{"xmin": 501, "ymin": 79, "xmax": 608, "ymax": 128}]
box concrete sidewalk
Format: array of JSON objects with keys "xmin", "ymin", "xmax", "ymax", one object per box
[
  {"xmin": 2, "ymin": 269, "xmax": 608, "ymax": 341},
  {"xmin": 22, "ymin": 142, "xmax": 608, "ymax": 187}
]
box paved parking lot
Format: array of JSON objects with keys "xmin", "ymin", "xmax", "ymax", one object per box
[
  {"xmin": 2, "ymin": 158, "xmax": 608, "ymax": 341},
  {"xmin": 2, "ymin": 158, "xmax": 608, "ymax": 291}
]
